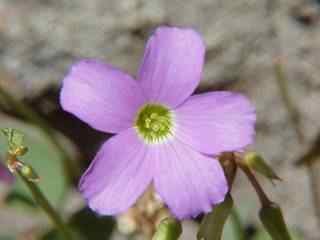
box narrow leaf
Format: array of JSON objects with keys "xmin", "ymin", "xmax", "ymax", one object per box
[
  {"xmin": 259, "ymin": 202, "xmax": 292, "ymax": 240},
  {"xmin": 197, "ymin": 194, "xmax": 234, "ymax": 240}
]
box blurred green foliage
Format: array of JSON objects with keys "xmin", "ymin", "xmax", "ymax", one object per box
[
  {"xmin": 0, "ymin": 119, "xmax": 66, "ymax": 208},
  {"xmin": 41, "ymin": 208, "xmax": 115, "ymax": 240}
]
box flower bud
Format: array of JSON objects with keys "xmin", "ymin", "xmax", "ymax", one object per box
[
  {"xmin": 13, "ymin": 146, "xmax": 28, "ymax": 156},
  {"xmin": 244, "ymin": 152, "xmax": 281, "ymax": 182},
  {"xmin": 152, "ymin": 218, "xmax": 182, "ymax": 240},
  {"xmin": 20, "ymin": 164, "xmax": 40, "ymax": 182}
]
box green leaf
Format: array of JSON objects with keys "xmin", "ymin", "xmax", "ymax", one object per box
[
  {"xmin": 40, "ymin": 207, "xmax": 115, "ymax": 240},
  {"xmin": 41, "ymin": 229, "xmax": 84, "ymax": 240},
  {"xmin": 221, "ymin": 218, "xmax": 238, "ymax": 240},
  {"xmin": 244, "ymin": 152, "xmax": 281, "ymax": 182},
  {"xmin": 152, "ymin": 218, "xmax": 182, "ymax": 240},
  {"xmin": 69, "ymin": 208, "xmax": 115, "ymax": 240},
  {"xmin": 253, "ymin": 229, "xmax": 304, "ymax": 240},
  {"xmin": 259, "ymin": 202, "xmax": 292, "ymax": 240},
  {"xmin": 0, "ymin": 117, "xmax": 67, "ymax": 207},
  {"xmin": 197, "ymin": 194, "xmax": 234, "ymax": 240}
]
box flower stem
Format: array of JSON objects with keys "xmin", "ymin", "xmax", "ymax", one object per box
[
  {"xmin": 17, "ymin": 169, "xmax": 73, "ymax": 240},
  {"xmin": 0, "ymin": 84, "xmax": 78, "ymax": 183},
  {"xmin": 273, "ymin": 58, "xmax": 303, "ymax": 142},
  {"xmin": 306, "ymin": 162, "xmax": 320, "ymax": 228},
  {"xmin": 237, "ymin": 159, "xmax": 272, "ymax": 207},
  {"xmin": 273, "ymin": 58, "xmax": 320, "ymax": 228}
]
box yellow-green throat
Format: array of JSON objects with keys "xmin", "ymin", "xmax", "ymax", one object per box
[{"xmin": 135, "ymin": 104, "xmax": 174, "ymax": 144}]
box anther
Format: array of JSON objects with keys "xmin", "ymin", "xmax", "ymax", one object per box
[
  {"xmin": 135, "ymin": 104, "xmax": 173, "ymax": 144},
  {"xmin": 151, "ymin": 123, "xmax": 160, "ymax": 132},
  {"xmin": 150, "ymin": 113, "xmax": 158, "ymax": 119}
]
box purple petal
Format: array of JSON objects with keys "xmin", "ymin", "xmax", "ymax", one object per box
[
  {"xmin": 79, "ymin": 128, "xmax": 152, "ymax": 215},
  {"xmin": 60, "ymin": 59, "xmax": 146, "ymax": 134},
  {"xmin": 0, "ymin": 162, "xmax": 14, "ymax": 185},
  {"xmin": 138, "ymin": 26, "xmax": 205, "ymax": 107},
  {"xmin": 153, "ymin": 139, "xmax": 228, "ymax": 219},
  {"xmin": 174, "ymin": 91, "xmax": 256, "ymax": 155}
]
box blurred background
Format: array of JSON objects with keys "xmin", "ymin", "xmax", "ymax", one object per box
[{"xmin": 0, "ymin": 0, "xmax": 319, "ymax": 239}]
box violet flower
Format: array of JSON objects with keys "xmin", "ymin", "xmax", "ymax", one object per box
[{"xmin": 60, "ymin": 26, "xmax": 256, "ymax": 219}]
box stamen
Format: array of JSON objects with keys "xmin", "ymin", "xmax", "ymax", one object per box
[{"xmin": 135, "ymin": 104, "xmax": 174, "ymax": 144}]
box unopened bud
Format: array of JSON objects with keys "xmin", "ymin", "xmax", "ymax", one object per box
[
  {"xmin": 244, "ymin": 152, "xmax": 281, "ymax": 182},
  {"xmin": 20, "ymin": 165, "xmax": 40, "ymax": 182},
  {"xmin": 259, "ymin": 202, "xmax": 292, "ymax": 240},
  {"xmin": 152, "ymin": 218, "xmax": 182, "ymax": 240},
  {"xmin": 6, "ymin": 155, "xmax": 23, "ymax": 173},
  {"xmin": 13, "ymin": 146, "xmax": 28, "ymax": 156}
]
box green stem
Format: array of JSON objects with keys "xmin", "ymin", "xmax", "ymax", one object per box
[
  {"xmin": 17, "ymin": 171, "xmax": 73, "ymax": 240},
  {"xmin": 237, "ymin": 160, "xmax": 272, "ymax": 207},
  {"xmin": 273, "ymin": 59, "xmax": 303, "ymax": 142},
  {"xmin": 273, "ymin": 59, "xmax": 320, "ymax": 228},
  {"xmin": 306, "ymin": 162, "xmax": 320, "ymax": 229},
  {"xmin": 0, "ymin": 85, "xmax": 78, "ymax": 183}
]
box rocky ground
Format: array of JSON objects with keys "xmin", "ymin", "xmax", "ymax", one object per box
[{"xmin": 0, "ymin": 0, "xmax": 320, "ymax": 239}]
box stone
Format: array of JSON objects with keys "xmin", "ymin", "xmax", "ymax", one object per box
[{"xmin": 0, "ymin": 0, "xmax": 319, "ymax": 239}]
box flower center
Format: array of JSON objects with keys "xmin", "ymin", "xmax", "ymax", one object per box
[{"xmin": 135, "ymin": 104, "xmax": 174, "ymax": 144}]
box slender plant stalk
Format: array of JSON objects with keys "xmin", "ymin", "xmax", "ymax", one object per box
[
  {"xmin": 273, "ymin": 59, "xmax": 303, "ymax": 141},
  {"xmin": 0, "ymin": 85, "xmax": 78, "ymax": 183},
  {"xmin": 2, "ymin": 129, "xmax": 73, "ymax": 239},
  {"xmin": 273, "ymin": 59, "xmax": 320, "ymax": 228},
  {"xmin": 219, "ymin": 154, "xmax": 248, "ymax": 240},
  {"xmin": 237, "ymin": 159, "xmax": 272, "ymax": 207},
  {"xmin": 265, "ymin": 2, "xmax": 316, "ymax": 236},
  {"xmin": 306, "ymin": 162, "xmax": 320, "ymax": 227},
  {"xmin": 17, "ymin": 170, "xmax": 73, "ymax": 240}
]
